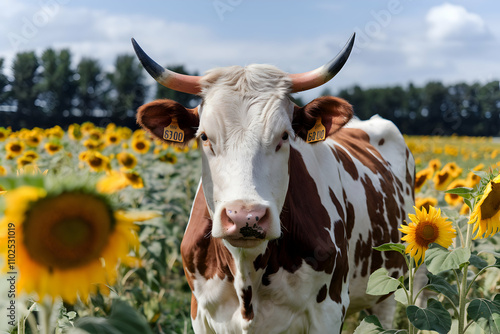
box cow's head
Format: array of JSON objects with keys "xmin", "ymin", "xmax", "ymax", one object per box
[{"xmin": 133, "ymin": 35, "xmax": 355, "ymax": 249}]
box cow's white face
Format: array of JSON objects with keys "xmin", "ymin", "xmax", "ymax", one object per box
[
  {"xmin": 136, "ymin": 65, "xmax": 354, "ymax": 249},
  {"xmin": 197, "ymin": 65, "xmax": 295, "ymax": 248}
]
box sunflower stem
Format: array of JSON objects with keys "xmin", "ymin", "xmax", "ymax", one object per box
[
  {"xmin": 457, "ymin": 222, "xmax": 473, "ymax": 334},
  {"xmin": 408, "ymin": 256, "xmax": 417, "ymax": 334}
]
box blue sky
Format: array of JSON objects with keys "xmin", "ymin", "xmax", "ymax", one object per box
[{"xmin": 1, "ymin": 0, "xmax": 499, "ymax": 100}]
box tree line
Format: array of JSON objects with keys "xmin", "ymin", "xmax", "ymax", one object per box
[
  {"xmin": 0, "ymin": 48, "xmax": 199, "ymax": 130},
  {"xmin": 334, "ymin": 80, "xmax": 500, "ymax": 136},
  {"xmin": 0, "ymin": 48, "xmax": 498, "ymax": 136}
]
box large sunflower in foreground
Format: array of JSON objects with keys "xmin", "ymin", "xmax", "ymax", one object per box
[
  {"xmin": 0, "ymin": 186, "xmax": 156, "ymax": 304},
  {"xmin": 468, "ymin": 174, "xmax": 500, "ymax": 239},
  {"xmin": 399, "ymin": 206, "xmax": 456, "ymax": 265}
]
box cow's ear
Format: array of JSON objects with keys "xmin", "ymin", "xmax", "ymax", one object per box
[
  {"xmin": 137, "ymin": 99, "xmax": 199, "ymax": 145},
  {"xmin": 292, "ymin": 96, "xmax": 353, "ymax": 142}
]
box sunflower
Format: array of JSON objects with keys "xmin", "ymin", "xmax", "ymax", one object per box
[
  {"xmin": 0, "ymin": 186, "xmax": 157, "ymax": 304},
  {"xmin": 44, "ymin": 141, "xmax": 63, "ymax": 155},
  {"xmin": 0, "ymin": 127, "xmax": 11, "ymax": 141},
  {"xmin": 45, "ymin": 126, "xmax": 64, "ymax": 139},
  {"xmin": 433, "ymin": 163, "xmax": 459, "ymax": 191},
  {"xmin": 400, "ymin": 206, "xmax": 456, "ymax": 265},
  {"xmin": 0, "ymin": 166, "xmax": 7, "ymax": 176},
  {"xmin": 468, "ymin": 174, "xmax": 500, "ymax": 239},
  {"xmin": 444, "ymin": 179, "xmax": 468, "ymax": 207},
  {"xmin": 97, "ymin": 170, "xmax": 144, "ymax": 194},
  {"xmin": 415, "ymin": 197, "xmax": 438, "ymax": 212},
  {"xmin": 88, "ymin": 129, "xmax": 104, "ymax": 141},
  {"xmin": 131, "ymin": 137, "xmax": 150, "ymax": 154},
  {"xmin": 25, "ymin": 132, "xmax": 42, "ymax": 147},
  {"xmin": 116, "ymin": 152, "xmax": 137, "ymax": 169},
  {"xmin": 428, "ymin": 159, "xmax": 441, "ymax": 172},
  {"xmin": 5, "ymin": 140, "xmax": 25, "ymax": 157},
  {"xmin": 415, "ymin": 167, "xmax": 433, "ymax": 193},
  {"xmin": 68, "ymin": 124, "xmax": 82, "ymax": 140},
  {"xmin": 158, "ymin": 152, "xmax": 178, "ymax": 164},
  {"xmin": 105, "ymin": 132, "xmax": 121, "ymax": 146},
  {"xmin": 444, "ymin": 162, "xmax": 462, "ymax": 178},
  {"xmin": 23, "ymin": 150, "xmax": 39, "ymax": 161},
  {"xmin": 466, "ymin": 164, "xmax": 485, "ymax": 188},
  {"xmin": 83, "ymin": 139, "xmax": 104, "ymax": 151},
  {"xmin": 17, "ymin": 156, "xmax": 34, "ymax": 169},
  {"xmin": 85, "ymin": 151, "xmax": 110, "ymax": 172},
  {"xmin": 80, "ymin": 122, "xmax": 95, "ymax": 135}
]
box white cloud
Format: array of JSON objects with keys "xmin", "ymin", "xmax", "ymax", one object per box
[{"xmin": 426, "ymin": 3, "xmax": 491, "ymax": 43}]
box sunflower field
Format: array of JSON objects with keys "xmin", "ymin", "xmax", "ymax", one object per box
[{"xmin": 0, "ymin": 124, "xmax": 499, "ymax": 334}]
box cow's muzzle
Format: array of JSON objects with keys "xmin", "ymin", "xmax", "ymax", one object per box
[{"xmin": 220, "ymin": 201, "xmax": 270, "ymax": 248}]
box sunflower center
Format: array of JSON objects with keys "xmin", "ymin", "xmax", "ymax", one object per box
[
  {"xmin": 421, "ymin": 224, "xmax": 436, "ymax": 240},
  {"xmin": 51, "ymin": 218, "xmax": 91, "ymax": 247},
  {"xmin": 89, "ymin": 156, "xmax": 103, "ymax": 167},
  {"xmin": 11, "ymin": 144, "xmax": 22, "ymax": 152},
  {"xmin": 135, "ymin": 142, "xmax": 146, "ymax": 150},
  {"xmin": 480, "ymin": 182, "xmax": 500, "ymax": 220},
  {"xmin": 121, "ymin": 156, "xmax": 135, "ymax": 168},
  {"xmin": 23, "ymin": 192, "xmax": 114, "ymax": 270},
  {"xmin": 436, "ymin": 172, "xmax": 450, "ymax": 185}
]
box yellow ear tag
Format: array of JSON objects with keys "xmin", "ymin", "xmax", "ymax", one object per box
[
  {"xmin": 163, "ymin": 119, "xmax": 184, "ymax": 143},
  {"xmin": 306, "ymin": 118, "xmax": 326, "ymax": 143}
]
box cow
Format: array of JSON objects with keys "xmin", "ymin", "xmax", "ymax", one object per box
[{"xmin": 132, "ymin": 34, "xmax": 415, "ymax": 333}]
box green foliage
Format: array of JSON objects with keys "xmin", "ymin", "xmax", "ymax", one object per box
[
  {"xmin": 10, "ymin": 51, "xmax": 40, "ymax": 117},
  {"xmin": 467, "ymin": 295, "xmax": 500, "ymax": 334},
  {"xmin": 76, "ymin": 58, "xmax": 105, "ymax": 116},
  {"xmin": 38, "ymin": 49, "xmax": 77, "ymax": 116},
  {"xmin": 353, "ymin": 315, "xmax": 407, "ymax": 334},
  {"xmin": 424, "ymin": 244, "xmax": 471, "ymax": 275},
  {"xmin": 106, "ymin": 54, "xmax": 147, "ymax": 118},
  {"xmin": 73, "ymin": 300, "xmax": 153, "ymax": 334},
  {"xmin": 337, "ymin": 80, "xmax": 500, "ymax": 136},
  {"xmin": 366, "ymin": 268, "xmax": 401, "ymax": 296},
  {"xmin": 406, "ymin": 299, "xmax": 452, "ymax": 334}
]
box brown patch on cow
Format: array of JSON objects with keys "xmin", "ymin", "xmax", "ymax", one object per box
[
  {"xmin": 181, "ymin": 185, "xmax": 235, "ymax": 287},
  {"xmin": 254, "ymin": 147, "xmax": 340, "ymax": 286},
  {"xmin": 292, "ymin": 96, "xmax": 353, "ymax": 142},
  {"xmin": 137, "ymin": 99, "xmax": 199, "ymax": 145},
  {"xmin": 329, "ymin": 220, "xmax": 349, "ymax": 303},
  {"xmin": 316, "ymin": 284, "xmax": 328, "ymax": 303},
  {"xmin": 241, "ymin": 286, "xmax": 254, "ymax": 320},
  {"xmin": 331, "ymin": 146, "xmax": 359, "ymax": 180},
  {"xmin": 378, "ymin": 138, "xmax": 385, "ymax": 146},
  {"xmin": 191, "ymin": 294, "xmax": 198, "ymax": 320}
]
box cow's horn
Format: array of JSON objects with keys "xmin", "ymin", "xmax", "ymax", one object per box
[
  {"xmin": 131, "ymin": 38, "xmax": 202, "ymax": 95},
  {"xmin": 289, "ymin": 33, "xmax": 355, "ymax": 93}
]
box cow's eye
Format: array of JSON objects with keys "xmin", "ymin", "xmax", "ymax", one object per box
[
  {"xmin": 282, "ymin": 132, "xmax": 289, "ymax": 141},
  {"xmin": 200, "ymin": 133, "xmax": 208, "ymax": 141}
]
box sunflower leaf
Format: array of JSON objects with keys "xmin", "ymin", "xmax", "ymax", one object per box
[
  {"xmin": 353, "ymin": 315, "xmax": 407, "ymax": 334},
  {"xmin": 426, "ymin": 272, "xmax": 459, "ymax": 305},
  {"xmin": 469, "ymin": 252, "xmax": 489, "ymax": 270},
  {"xmin": 424, "ymin": 244, "xmax": 471, "ymax": 275},
  {"xmin": 444, "ymin": 186, "xmax": 473, "ymax": 196},
  {"xmin": 406, "ymin": 299, "xmax": 452, "ymax": 334},
  {"xmin": 394, "ymin": 288, "xmax": 409, "ymax": 306},
  {"xmin": 373, "ymin": 243, "xmax": 406, "ymax": 256},
  {"xmin": 467, "ymin": 297, "xmax": 500, "ymax": 334},
  {"xmin": 366, "ymin": 268, "xmax": 401, "ymax": 296},
  {"xmin": 74, "ymin": 299, "xmax": 153, "ymax": 334}
]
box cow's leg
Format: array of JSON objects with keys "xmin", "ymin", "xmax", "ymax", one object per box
[{"xmin": 369, "ymin": 295, "xmax": 397, "ymax": 329}]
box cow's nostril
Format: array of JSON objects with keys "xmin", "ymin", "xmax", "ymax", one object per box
[{"xmin": 221, "ymin": 202, "xmax": 269, "ymax": 238}]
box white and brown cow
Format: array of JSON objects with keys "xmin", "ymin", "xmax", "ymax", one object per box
[{"xmin": 132, "ymin": 34, "xmax": 415, "ymax": 333}]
